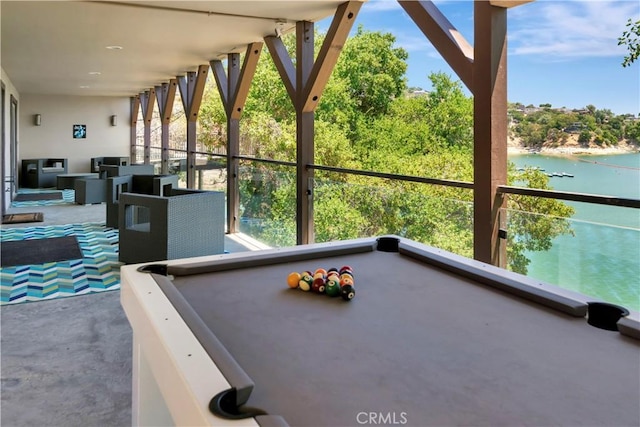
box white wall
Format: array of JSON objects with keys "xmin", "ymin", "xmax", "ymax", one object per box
[{"xmin": 20, "ymin": 94, "xmax": 130, "ymax": 173}]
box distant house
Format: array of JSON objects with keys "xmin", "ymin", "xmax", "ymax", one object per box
[{"xmin": 563, "ymin": 122, "xmax": 584, "ymax": 133}]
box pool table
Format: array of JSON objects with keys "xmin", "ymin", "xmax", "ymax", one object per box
[{"xmin": 120, "ymin": 236, "xmax": 640, "ymax": 427}]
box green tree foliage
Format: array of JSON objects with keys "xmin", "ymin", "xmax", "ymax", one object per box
[
  {"xmin": 197, "ymin": 27, "xmax": 576, "ymax": 274},
  {"xmin": 510, "ymin": 104, "xmax": 637, "ymax": 147},
  {"xmin": 507, "ymin": 168, "xmax": 575, "ymax": 274},
  {"xmin": 619, "ymin": 18, "xmax": 640, "ymax": 67},
  {"xmin": 198, "ymin": 76, "xmax": 227, "ymax": 152},
  {"xmin": 625, "ymin": 120, "xmax": 640, "ymax": 142},
  {"xmin": 332, "ymin": 25, "xmax": 408, "ymax": 119}
]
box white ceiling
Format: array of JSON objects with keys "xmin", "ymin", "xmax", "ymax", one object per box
[{"xmin": 1, "ymin": 0, "xmax": 350, "ymax": 97}]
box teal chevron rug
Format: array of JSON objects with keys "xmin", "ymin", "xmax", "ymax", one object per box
[
  {"xmin": 11, "ymin": 188, "xmax": 75, "ymax": 207},
  {"xmin": 0, "ymin": 222, "xmax": 121, "ymax": 305}
]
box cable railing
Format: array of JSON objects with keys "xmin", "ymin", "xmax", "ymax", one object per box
[
  {"xmin": 234, "ymin": 158, "xmax": 639, "ymax": 313},
  {"xmin": 498, "ymin": 185, "xmax": 640, "ymax": 209}
]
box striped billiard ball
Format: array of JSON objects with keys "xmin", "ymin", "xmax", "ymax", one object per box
[{"xmin": 299, "ymin": 273, "xmax": 313, "ymax": 291}]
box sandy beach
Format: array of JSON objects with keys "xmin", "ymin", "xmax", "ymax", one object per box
[{"xmin": 507, "ymin": 135, "xmax": 640, "ymax": 157}]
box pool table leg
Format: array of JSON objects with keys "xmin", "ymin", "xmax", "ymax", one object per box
[{"xmin": 132, "ymin": 334, "xmax": 174, "ymax": 426}]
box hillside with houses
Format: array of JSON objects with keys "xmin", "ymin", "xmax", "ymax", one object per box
[{"xmin": 507, "ymin": 103, "xmax": 640, "ymax": 154}]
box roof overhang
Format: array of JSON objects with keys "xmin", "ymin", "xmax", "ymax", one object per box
[
  {"xmin": 1, "ymin": 1, "xmax": 351, "ymax": 97},
  {"xmin": 489, "ymin": 1, "xmax": 534, "ymax": 8}
]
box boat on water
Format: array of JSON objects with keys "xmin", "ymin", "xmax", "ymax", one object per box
[{"xmin": 547, "ymin": 171, "xmax": 574, "ymax": 178}]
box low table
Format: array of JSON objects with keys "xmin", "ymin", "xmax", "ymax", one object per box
[{"xmin": 56, "ymin": 173, "xmax": 98, "ymax": 190}]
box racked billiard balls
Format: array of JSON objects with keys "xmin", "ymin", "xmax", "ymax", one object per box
[
  {"xmin": 287, "ymin": 272, "xmax": 301, "ymax": 289},
  {"xmin": 340, "ymin": 284, "xmax": 355, "ymax": 301}
]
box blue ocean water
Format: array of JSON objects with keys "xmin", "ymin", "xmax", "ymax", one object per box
[{"xmin": 509, "ymin": 153, "xmax": 640, "ymax": 312}]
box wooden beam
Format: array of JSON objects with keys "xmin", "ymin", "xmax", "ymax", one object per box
[
  {"xmin": 155, "ymin": 80, "xmax": 177, "ymax": 124},
  {"xmin": 189, "ymin": 65, "xmax": 209, "ymax": 121},
  {"xmin": 264, "ymin": 3, "xmax": 362, "ymax": 244},
  {"xmin": 296, "ymin": 20, "xmax": 316, "ymax": 244},
  {"xmin": 210, "ymin": 60, "xmax": 228, "ymax": 108},
  {"xmin": 130, "ymin": 95, "xmax": 140, "ymax": 163},
  {"xmin": 264, "ymin": 35, "xmax": 297, "ymax": 103},
  {"xmin": 155, "ymin": 80, "xmax": 177, "ymax": 174},
  {"xmin": 140, "ymin": 88, "xmax": 156, "ymax": 124},
  {"xmin": 399, "ymin": 0, "xmax": 474, "ymax": 91},
  {"xmin": 231, "ymin": 42, "xmax": 263, "ymax": 119},
  {"xmin": 222, "ymin": 52, "xmax": 241, "ymax": 234},
  {"xmin": 178, "ymin": 65, "xmax": 208, "ymax": 122},
  {"xmin": 473, "ymin": 2, "xmax": 508, "ymax": 267},
  {"xmin": 130, "ymin": 95, "xmax": 140, "ymax": 126},
  {"xmin": 302, "ymin": 1, "xmax": 361, "ymax": 112},
  {"xmin": 140, "ymin": 89, "xmax": 156, "ymax": 165},
  {"xmin": 177, "ymin": 65, "xmax": 208, "ymax": 188},
  {"xmin": 227, "ymin": 118, "xmax": 240, "ymax": 233},
  {"xmin": 210, "ymin": 43, "xmax": 263, "ymax": 233}
]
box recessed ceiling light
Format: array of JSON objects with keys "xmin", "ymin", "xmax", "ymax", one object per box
[
  {"xmin": 79, "ymin": 85, "xmax": 90, "ymax": 89},
  {"xmin": 105, "ymin": 45, "xmax": 123, "ymax": 50},
  {"xmin": 88, "ymin": 71, "xmax": 101, "ymax": 75}
]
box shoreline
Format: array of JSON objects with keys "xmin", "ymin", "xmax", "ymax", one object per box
[{"xmin": 507, "ymin": 139, "xmax": 640, "ymax": 157}]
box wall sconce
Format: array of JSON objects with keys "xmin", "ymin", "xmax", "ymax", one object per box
[
  {"xmin": 110, "ymin": 115, "xmax": 118, "ymax": 126},
  {"xmin": 34, "ymin": 114, "xmax": 41, "ymax": 126}
]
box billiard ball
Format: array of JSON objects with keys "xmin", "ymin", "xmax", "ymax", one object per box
[
  {"xmin": 287, "ymin": 272, "xmax": 301, "ymax": 289},
  {"xmin": 327, "ymin": 267, "xmax": 339, "ymax": 274},
  {"xmin": 312, "ymin": 277, "xmax": 326, "ymax": 293},
  {"xmin": 340, "ymin": 284, "xmax": 355, "ymax": 301},
  {"xmin": 339, "ymin": 276, "xmax": 354, "ymax": 287},
  {"xmin": 313, "ymin": 271, "xmax": 326, "ymax": 280},
  {"xmin": 299, "ymin": 273, "xmax": 313, "ymax": 292},
  {"xmin": 339, "ymin": 266, "xmax": 353, "ymax": 275},
  {"xmin": 340, "ymin": 272, "xmax": 354, "ymax": 281},
  {"xmin": 314, "ymin": 268, "xmax": 327, "ymax": 277},
  {"xmin": 325, "ymin": 278, "xmax": 340, "ymax": 297}
]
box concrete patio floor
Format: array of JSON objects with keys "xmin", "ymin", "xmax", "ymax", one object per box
[{"xmin": 1, "ymin": 198, "xmax": 263, "ymax": 426}]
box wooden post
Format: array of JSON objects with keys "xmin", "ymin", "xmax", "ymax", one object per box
[
  {"xmin": 139, "ymin": 89, "xmax": 156, "ymax": 165},
  {"xmin": 400, "ymin": 0, "xmax": 512, "ymax": 267},
  {"xmin": 211, "ymin": 42, "xmax": 262, "ymax": 234},
  {"xmin": 178, "ymin": 65, "xmax": 208, "ymax": 189},
  {"xmin": 130, "ymin": 96, "xmax": 140, "ymax": 163},
  {"xmin": 265, "ymin": 1, "xmax": 361, "ymax": 245},
  {"xmin": 473, "ymin": 2, "xmax": 508, "ymax": 266},
  {"xmin": 155, "ymin": 80, "xmax": 177, "ymax": 175}
]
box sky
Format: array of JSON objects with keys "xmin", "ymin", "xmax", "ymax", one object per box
[{"xmin": 319, "ymin": 0, "xmax": 640, "ymax": 115}]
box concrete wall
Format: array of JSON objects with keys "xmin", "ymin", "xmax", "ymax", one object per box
[{"xmin": 20, "ymin": 94, "xmax": 130, "ymax": 174}]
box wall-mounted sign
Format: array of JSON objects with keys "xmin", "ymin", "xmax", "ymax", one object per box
[{"xmin": 73, "ymin": 124, "xmax": 86, "ymax": 139}]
